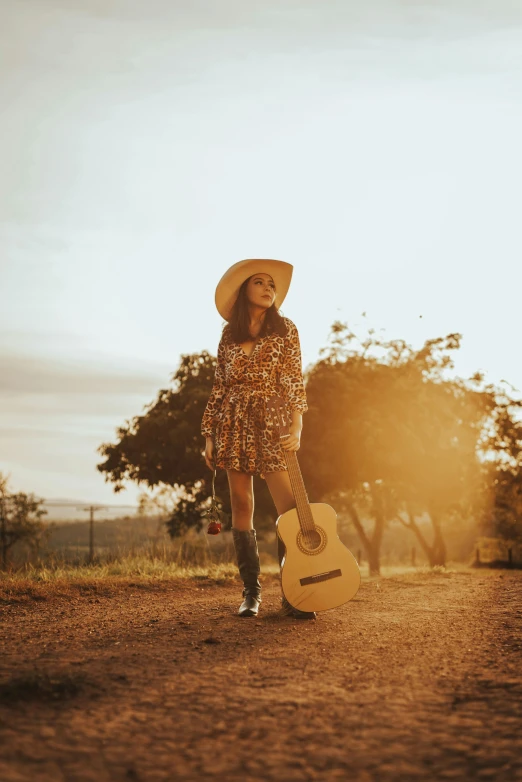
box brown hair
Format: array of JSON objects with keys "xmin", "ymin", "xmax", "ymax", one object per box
[{"xmin": 228, "ymin": 276, "xmax": 288, "ymax": 343}]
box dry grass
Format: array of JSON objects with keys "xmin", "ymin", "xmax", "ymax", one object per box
[
  {"xmin": 0, "ymin": 556, "xmax": 459, "ymax": 585},
  {"xmin": 0, "ymin": 559, "xmax": 240, "ymax": 605},
  {"xmin": 0, "ymin": 555, "xmax": 283, "ymax": 604},
  {"xmin": 0, "ymin": 557, "xmax": 241, "ymax": 584},
  {"xmin": 0, "ymin": 526, "xmax": 473, "ymax": 605},
  {"xmin": 0, "ymin": 551, "xmax": 466, "ymax": 609}
]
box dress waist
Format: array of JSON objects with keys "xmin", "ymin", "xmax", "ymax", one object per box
[
  {"xmin": 221, "ymin": 384, "xmax": 283, "ymax": 426},
  {"xmin": 226, "ymin": 384, "xmax": 275, "ymax": 397}
]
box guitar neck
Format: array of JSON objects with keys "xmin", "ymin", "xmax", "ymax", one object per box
[
  {"xmin": 282, "ymin": 449, "xmax": 316, "ymax": 533},
  {"xmin": 267, "ymin": 394, "xmax": 317, "ymax": 535}
]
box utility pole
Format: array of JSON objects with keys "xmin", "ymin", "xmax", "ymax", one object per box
[
  {"xmin": 79, "ymin": 505, "xmax": 106, "ymax": 564},
  {"xmin": 40, "ymin": 500, "xmax": 137, "ymax": 566}
]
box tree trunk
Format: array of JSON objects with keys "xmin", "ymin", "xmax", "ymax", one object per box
[
  {"xmin": 404, "ymin": 506, "xmax": 447, "ymax": 568},
  {"xmin": 405, "ymin": 507, "xmax": 433, "ymax": 562},
  {"xmin": 368, "ymin": 483, "xmax": 385, "ymax": 576},
  {"xmin": 346, "ymin": 502, "xmax": 376, "ymax": 572},
  {"xmin": 430, "ymin": 513, "xmax": 447, "ymax": 567},
  {"xmin": 347, "ymin": 484, "xmax": 385, "ymax": 576},
  {"xmin": 367, "ymin": 549, "xmax": 381, "ymax": 576}
]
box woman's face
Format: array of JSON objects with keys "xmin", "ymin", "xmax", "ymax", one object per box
[{"xmin": 245, "ymin": 273, "xmax": 276, "ymax": 311}]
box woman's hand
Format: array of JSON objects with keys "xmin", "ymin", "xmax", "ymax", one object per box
[
  {"xmin": 280, "ymin": 424, "xmax": 301, "ymax": 452},
  {"xmin": 204, "ymin": 437, "xmax": 215, "ymax": 470}
]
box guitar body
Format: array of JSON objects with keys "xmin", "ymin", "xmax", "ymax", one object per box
[{"xmin": 277, "ymin": 502, "xmax": 361, "ymax": 613}]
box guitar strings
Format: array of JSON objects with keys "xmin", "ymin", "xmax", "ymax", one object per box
[
  {"xmin": 283, "ymin": 451, "xmax": 318, "ymax": 546},
  {"xmin": 273, "ymin": 400, "xmax": 317, "ymax": 546}
]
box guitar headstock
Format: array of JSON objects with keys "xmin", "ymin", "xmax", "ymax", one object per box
[{"xmin": 267, "ymin": 395, "xmax": 290, "ymax": 437}]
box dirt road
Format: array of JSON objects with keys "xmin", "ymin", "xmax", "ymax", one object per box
[{"xmin": 1, "ymin": 569, "xmax": 521, "ymax": 781}]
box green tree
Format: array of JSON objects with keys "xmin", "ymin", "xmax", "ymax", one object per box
[
  {"xmin": 97, "ymin": 351, "xmax": 277, "ymax": 537},
  {"xmin": 478, "ymin": 380, "xmax": 522, "ymax": 543},
  {"xmin": 0, "ymin": 473, "xmax": 48, "ymax": 569},
  {"xmin": 300, "ymin": 324, "xmax": 496, "ymax": 573},
  {"xmin": 480, "ymin": 467, "xmax": 522, "ymax": 542}
]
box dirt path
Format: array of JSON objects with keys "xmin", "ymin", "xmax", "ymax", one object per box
[{"xmin": 1, "ymin": 569, "xmax": 521, "ymax": 782}]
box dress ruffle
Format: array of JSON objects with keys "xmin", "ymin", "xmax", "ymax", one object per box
[{"xmin": 214, "ymin": 386, "xmax": 287, "ymax": 475}]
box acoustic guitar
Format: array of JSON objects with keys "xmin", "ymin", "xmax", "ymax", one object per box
[{"xmin": 268, "ymin": 395, "xmax": 361, "ymax": 612}]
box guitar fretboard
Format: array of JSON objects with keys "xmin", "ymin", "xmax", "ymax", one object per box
[
  {"xmin": 268, "ymin": 395, "xmax": 318, "ymax": 537},
  {"xmin": 282, "ymin": 450, "xmax": 316, "ymax": 534}
]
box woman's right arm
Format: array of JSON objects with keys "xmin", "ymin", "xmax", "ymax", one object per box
[
  {"xmin": 201, "ymin": 331, "xmax": 228, "ymax": 468},
  {"xmin": 204, "ymin": 437, "xmax": 215, "ymax": 471}
]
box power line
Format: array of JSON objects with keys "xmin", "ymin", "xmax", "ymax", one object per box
[{"xmin": 41, "ymin": 500, "xmax": 138, "ymax": 509}]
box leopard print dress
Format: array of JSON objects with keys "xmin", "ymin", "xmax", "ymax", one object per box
[{"xmin": 201, "ymin": 317, "xmax": 308, "ymax": 476}]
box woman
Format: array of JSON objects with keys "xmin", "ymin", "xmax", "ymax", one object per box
[{"xmin": 201, "ymin": 259, "xmax": 315, "ymax": 620}]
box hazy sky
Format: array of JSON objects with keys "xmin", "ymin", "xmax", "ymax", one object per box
[{"xmin": 1, "ymin": 0, "xmax": 521, "ymax": 507}]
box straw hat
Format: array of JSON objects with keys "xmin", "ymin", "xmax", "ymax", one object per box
[{"xmin": 215, "ymin": 259, "xmax": 293, "ymax": 321}]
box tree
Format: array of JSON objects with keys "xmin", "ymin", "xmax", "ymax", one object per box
[
  {"xmin": 0, "ymin": 473, "xmax": 48, "ymax": 569},
  {"xmin": 478, "ymin": 381, "xmax": 522, "ymax": 543},
  {"xmin": 300, "ymin": 323, "xmax": 496, "ymax": 573},
  {"xmin": 97, "ymin": 352, "xmax": 277, "ymax": 537},
  {"xmin": 485, "ymin": 469, "xmax": 522, "ymax": 542}
]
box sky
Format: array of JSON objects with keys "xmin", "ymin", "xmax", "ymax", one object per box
[{"xmin": 1, "ymin": 0, "xmax": 522, "ymax": 509}]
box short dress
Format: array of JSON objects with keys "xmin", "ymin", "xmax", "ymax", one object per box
[{"xmin": 201, "ymin": 317, "xmax": 308, "ymax": 476}]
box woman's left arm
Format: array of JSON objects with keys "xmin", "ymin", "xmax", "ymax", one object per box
[
  {"xmin": 281, "ymin": 410, "xmax": 303, "ymax": 452},
  {"xmin": 279, "ymin": 320, "xmax": 308, "ymax": 452}
]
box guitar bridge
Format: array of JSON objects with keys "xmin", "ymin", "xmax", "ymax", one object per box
[{"xmin": 300, "ymin": 569, "xmax": 342, "ymax": 586}]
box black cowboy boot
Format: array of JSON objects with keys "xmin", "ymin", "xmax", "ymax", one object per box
[
  {"xmin": 277, "ymin": 536, "xmax": 316, "ymax": 620},
  {"xmin": 232, "ymin": 528, "xmax": 262, "ymax": 617}
]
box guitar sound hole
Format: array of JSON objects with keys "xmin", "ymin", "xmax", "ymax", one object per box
[
  {"xmin": 297, "ymin": 526, "xmax": 327, "ymax": 555},
  {"xmin": 303, "ymin": 531, "xmax": 322, "ymax": 550}
]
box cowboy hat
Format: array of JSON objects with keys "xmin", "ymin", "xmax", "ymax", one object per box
[{"xmin": 215, "ymin": 259, "xmax": 293, "ymax": 321}]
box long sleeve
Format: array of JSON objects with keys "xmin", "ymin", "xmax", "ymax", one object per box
[
  {"xmin": 279, "ymin": 319, "xmax": 308, "ymax": 414},
  {"xmin": 201, "ymin": 331, "xmax": 229, "ymax": 438}
]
